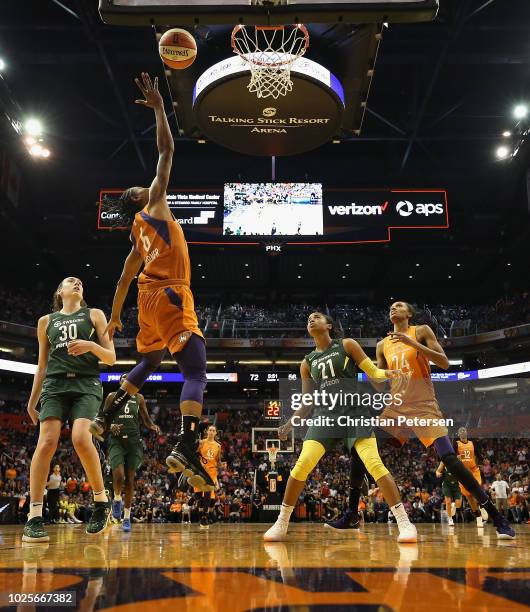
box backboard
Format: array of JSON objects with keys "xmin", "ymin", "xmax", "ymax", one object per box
[{"xmin": 99, "ymin": 0, "xmax": 439, "ymax": 26}]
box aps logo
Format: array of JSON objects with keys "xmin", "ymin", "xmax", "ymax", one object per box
[{"xmin": 396, "ymin": 200, "xmax": 444, "ymax": 217}]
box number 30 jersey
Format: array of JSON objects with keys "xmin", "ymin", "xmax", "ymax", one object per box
[
  {"xmin": 304, "ymin": 340, "xmax": 357, "ymax": 389},
  {"xmin": 45, "ymin": 307, "xmax": 100, "ymax": 377}
]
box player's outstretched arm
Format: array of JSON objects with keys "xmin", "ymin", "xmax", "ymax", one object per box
[
  {"xmin": 106, "ymin": 247, "xmax": 144, "ymax": 339},
  {"xmin": 138, "ymin": 394, "xmax": 160, "ymax": 434},
  {"xmin": 134, "ymin": 72, "xmax": 174, "ymax": 212},
  {"xmin": 27, "ymin": 315, "xmax": 50, "ymax": 425},
  {"xmin": 343, "ymin": 338, "xmax": 402, "ymax": 383}
]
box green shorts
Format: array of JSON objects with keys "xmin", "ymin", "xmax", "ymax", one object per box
[
  {"xmin": 39, "ymin": 377, "xmax": 103, "ymax": 423},
  {"xmin": 108, "ymin": 435, "xmax": 143, "ymax": 472},
  {"xmin": 442, "ymin": 479, "xmax": 461, "ymax": 500}
]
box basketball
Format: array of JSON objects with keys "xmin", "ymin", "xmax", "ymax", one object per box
[{"xmin": 159, "ymin": 28, "xmax": 197, "ymax": 70}]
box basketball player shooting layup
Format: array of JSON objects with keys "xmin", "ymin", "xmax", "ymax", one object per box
[{"xmin": 88, "ymin": 73, "xmax": 213, "ymax": 492}]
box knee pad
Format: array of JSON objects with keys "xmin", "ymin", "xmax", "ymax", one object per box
[
  {"xmin": 354, "ymin": 437, "xmax": 389, "ymax": 482},
  {"xmin": 290, "ymin": 440, "xmax": 325, "ymax": 482}
]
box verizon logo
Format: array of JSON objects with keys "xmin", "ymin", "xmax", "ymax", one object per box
[{"xmin": 328, "ymin": 202, "xmax": 389, "ymax": 216}]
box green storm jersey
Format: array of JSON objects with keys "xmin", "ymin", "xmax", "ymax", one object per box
[
  {"xmin": 110, "ymin": 395, "xmax": 140, "ymax": 436},
  {"xmin": 304, "ymin": 339, "xmax": 357, "ymax": 389},
  {"xmin": 45, "ymin": 308, "xmax": 100, "ymax": 377}
]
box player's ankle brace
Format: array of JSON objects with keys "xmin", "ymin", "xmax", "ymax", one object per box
[{"xmin": 180, "ymin": 415, "xmax": 200, "ymax": 445}]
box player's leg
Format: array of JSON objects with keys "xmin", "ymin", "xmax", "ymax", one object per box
[
  {"xmin": 71, "ymin": 407, "xmax": 110, "ymax": 535},
  {"xmin": 263, "ymin": 440, "xmax": 326, "ymax": 541},
  {"xmin": 465, "ymin": 494, "xmax": 484, "ymax": 527},
  {"xmin": 325, "ymin": 446, "xmax": 365, "ymax": 531},
  {"xmin": 199, "ymin": 493, "xmax": 209, "ymax": 529},
  {"xmin": 432, "ymin": 436, "xmax": 514, "ymax": 539},
  {"xmin": 89, "ymin": 349, "xmax": 165, "ymax": 440},
  {"xmin": 122, "ymin": 467, "xmax": 136, "ymax": 532},
  {"xmin": 353, "ymin": 437, "xmax": 417, "ymax": 543},
  {"xmin": 111, "ymin": 463, "xmax": 125, "ymax": 520},
  {"xmin": 166, "ymin": 334, "xmax": 213, "ymax": 489},
  {"xmin": 23, "ymin": 417, "xmax": 62, "ymax": 542},
  {"xmin": 444, "ymin": 495, "xmax": 455, "ymax": 526}
]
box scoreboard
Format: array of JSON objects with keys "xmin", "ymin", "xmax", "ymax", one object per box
[{"xmin": 264, "ymin": 400, "xmax": 282, "ymax": 421}]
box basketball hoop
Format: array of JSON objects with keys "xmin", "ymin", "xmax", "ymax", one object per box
[
  {"xmin": 267, "ymin": 446, "xmax": 279, "ymax": 470},
  {"xmin": 231, "ymin": 24, "xmax": 309, "ymax": 99}
]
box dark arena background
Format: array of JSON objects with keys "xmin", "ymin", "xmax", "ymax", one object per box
[{"xmin": 0, "ymin": 1, "xmax": 529, "ymax": 610}]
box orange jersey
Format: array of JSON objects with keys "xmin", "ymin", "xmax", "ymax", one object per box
[
  {"xmin": 456, "ymin": 440, "xmax": 478, "ymax": 470},
  {"xmin": 383, "ymin": 325, "xmax": 435, "ymax": 404},
  {"xmin": 199, "ymin": 439, "xmax": 221, "ymax": 475},
  {"xmin": 130, "ymin": 206, "xmax": 191, "ymax": 288}
]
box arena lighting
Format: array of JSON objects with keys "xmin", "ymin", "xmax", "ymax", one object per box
[
  {"xmin": 495, "ymin": 145, "xmax": 510, "ymax": 159},
  {"xmin": 513, "ymin": 104, "xmax": 528, "ymax": 119},
  {"xmin": 25, "ymin": 118, "xmax": 43, "ymax": 136},
  {"xmin": 24, "ymin": 137, "xmax": 36, "ymax": 146},
  {"xmin": 239, "ymin": 360, "xmax": 273, "ymax": 365},
  {"xmin": 29, "ymin": 144, "xmax": 43, "ymax": 156},
  {"xmin": 41, "ymin": 148, "xmax": 50, "ymax": 158},
  {"xmin": 503, "ymin": 131, "xmax": 512, "ymax": 137},
  {"xmin": 0, "ymin": 58, "xmax": 5, "ymax": 71},
  {"xmin": 449, "ymin": 359, "xmax": 463, "ymax": 366}
]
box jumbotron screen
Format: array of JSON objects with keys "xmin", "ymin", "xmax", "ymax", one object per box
[{"xmin": 98, "ymin": 184, "xmax": 448, "ymax": 245}]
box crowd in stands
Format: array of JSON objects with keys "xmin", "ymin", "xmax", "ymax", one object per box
[
  {"xmin": 1, "ymin": 289, "xmax": 528, "ymax": 339},
  {"xmin": 1, "ymin": 398, "xmax": 529, "ymax": 526}
]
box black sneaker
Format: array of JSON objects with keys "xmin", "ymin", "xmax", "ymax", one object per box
[
  {"xmin": 86, "ymin": 501, "xmax": 111, "ymax": 535},
  {"xmin": 166, "ymin": 439, "xmax": 215, "ymax": 492},
  {"xmin": 22, "ymin": 517, "xmax": 49, "ymax": 543},
  {"xmin": 89, "ymin": 416, "xmax": 106, "ymax": 442}
]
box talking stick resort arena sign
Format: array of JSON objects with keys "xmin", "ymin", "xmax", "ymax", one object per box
[{"xmin": 193, "ymin": 56, "xmax": 345, "ymax": 156}]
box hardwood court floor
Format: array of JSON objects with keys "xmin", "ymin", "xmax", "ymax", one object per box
[{"xmin": 1, "ymin": 523, "xmax": 529, "ymax": 610}]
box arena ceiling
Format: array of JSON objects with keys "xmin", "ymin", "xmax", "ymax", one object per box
[{"xmin": 0, "ymin": 0, "xmax": 528, "ymax": 303}]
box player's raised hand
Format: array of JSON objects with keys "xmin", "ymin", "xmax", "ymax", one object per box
[
  {"xmin": 104, "ymin": 318, "xmax": 122, "ymax": 341},
  {"xmin": 134, "ymin": 72, "xmax": 163, "ymax": 109}
]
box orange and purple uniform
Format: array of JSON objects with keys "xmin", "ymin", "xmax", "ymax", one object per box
[
  {"xmin": 130, "ymin": 206, "xmax": 203, "ymax": 354},
  {"xmin": 456, "ymin": 440, "xmax": 481, "ymax": 496},
  {"xmin": 194, "ymin": 439, "xmax": 221, "ymax": 497},
  {"xmin": 380, "ymin": 325, "xmax": 448, "ymax": 447}
]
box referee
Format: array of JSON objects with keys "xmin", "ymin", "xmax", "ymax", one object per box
[{"xmin": 46, "ymin": 464, "xmax": 62, "ymax": 523}]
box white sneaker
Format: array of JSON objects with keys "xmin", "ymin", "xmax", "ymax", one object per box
[
  {"xmin": 476, "ymin": 516, "xmax": 484, "ymax": 528},
  {"xmin": 480, "ymin": 507, "xmax": 488, "ymax": 522},
  {"xmin": 397, "ymin": 523, "xmax": 417, "ymax": 543},
  {"xmin": 448, "ymin": 517, "xmax": 454, "ymax": 526},
  {"xmin": 263, "ymin": 517, "xmax": 289, "ymax": 542},
  {"xmin": 450, "ymin": 502, "xmax": 456, "ymax": 517}
]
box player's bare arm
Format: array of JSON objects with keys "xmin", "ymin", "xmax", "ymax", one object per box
[
  {"xmin": 134, "ymin": 72, "xmax": 174, "ymax": 220},
  {"xmin": 343, "ymin": 337, "xmax": 403, "ymax": 382},
  {"xmin": 138, "ymin": 394, "xmax": 161, "ymax": 434},
  {"xmin": 67, "ymin": 309, "xmax": 116, "ymax": 365},
  {"xmin": 105, "ymin": 247, "xmax": 144, "ymax": 340},
  {"xmin": 387, "ymin": 325, "xmax": 449, "ymax": 370},
  {"xmin": 26, "ymin": 315, "xmax": 50, "ymax": 425}
]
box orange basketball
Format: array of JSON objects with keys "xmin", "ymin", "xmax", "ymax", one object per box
[{"xmin": 159, "ymin": 28, "xmax": 197, "ymax": 70}]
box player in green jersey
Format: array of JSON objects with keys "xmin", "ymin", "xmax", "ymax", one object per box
[
  {"xmin": 104, "ymin": 374, "xmax": 161, "ymax": 532},
  {"xmin": 264, "ymin": 311, "xmax": 417, "ymax": 543},
  {"xmin": 436, "ymin": 461, "xmax": 462, "ymax": 527},
  {"xmin": 23, "ymin": 277, "xmax": 116, "ymax": 543}
]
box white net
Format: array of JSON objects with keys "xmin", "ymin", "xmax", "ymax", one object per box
[{"xmin": 232, "ymin": 25, "xmax": 309, "ymax": 99}]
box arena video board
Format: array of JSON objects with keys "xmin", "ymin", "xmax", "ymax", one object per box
[{"xmin": 98, "ymin": 186, "xmax": 448, "ymax": 245}]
